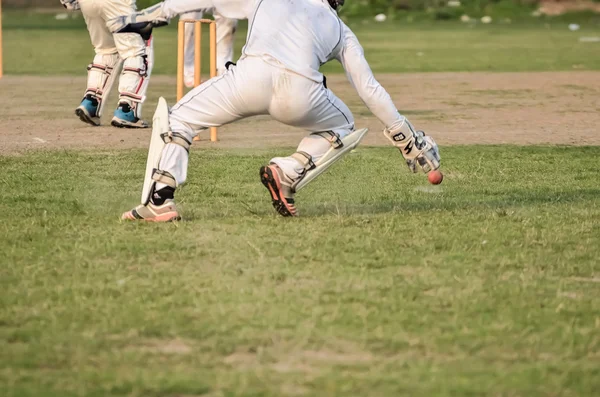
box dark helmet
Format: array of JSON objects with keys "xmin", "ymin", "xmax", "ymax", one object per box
[{"xmin": 328, "ymin": 0, "xmax": 345, "ymax": 10}]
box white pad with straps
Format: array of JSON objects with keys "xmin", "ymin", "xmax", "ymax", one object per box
[
  {"xmin": 141, "ymin": 97, "xmax": 191, "ymax": 204},
  {"xmin": 85, "ymin": 53, "xmax": 122, "ymax": 117},
  {"xmin": 292, "ymin": 128, "xmax": 369, "ymax": 192},
  {"xmin": 118, "ymin": 54, "xmax": 150, "ymax": 116},
  {"xmin": 138, "ymin": 38, "xmax": 154, "ymax": 116}
]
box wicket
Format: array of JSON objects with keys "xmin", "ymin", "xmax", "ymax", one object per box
[{"xmin": 177, "ymin": 19, "xmax": 218, "ymax": 142}]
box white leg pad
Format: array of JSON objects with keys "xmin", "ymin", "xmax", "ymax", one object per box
[
  {"xmin": 85, "ymin": 53, "xmax": 123, "ymax": 117},
  {"xmin": 141, "ymin": 97, "xmax": 192, "ymax": 204},
  {"xmin": 137, "ymin": 38, "xmax": 154, "ymax": 117},
  {"xmin": 118, "ymin": 55, "xmax": 150, "ymax": 116},
  {"xmin": 292, "ymin": 128, "xmax": 369, "ymax": 192}
]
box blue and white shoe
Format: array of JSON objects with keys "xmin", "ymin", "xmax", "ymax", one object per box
[
  {"xmin": 111, "ymin": 103, "xmax": 148, "ymax": 129},
  {"xmin": 75, "ymin": 95, "xmax": 101, "ymax": 126}
]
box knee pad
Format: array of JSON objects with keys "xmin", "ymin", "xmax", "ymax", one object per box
[{"xmin": 290, "ymin": 129, "xmax": 369, "ymax": 192}]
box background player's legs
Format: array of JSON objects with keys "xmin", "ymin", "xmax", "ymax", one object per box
[
  {"xmin": 134, "ymin": 37, "xmax": 154, "ymax": 118},
  {"xmin": 102, "ymin": 0, "xmax": 153, "ymax": 128},
  {"xmin": 182, "ymin": 11, "xmax": 237, "ymax": 86},
  {"xmin": 214, "ymin": 14, "xmax": 238, "ymax": 75},
  {"xmin": 76, "ymin": 0, "xmax": 123, "ymax": 126},
  {"xmin": 110, "ymin": 33, "xmax": 152, "ymax": 128},
  {"xmin": 181, "ymin": 10, "xmax": 204, "ymax": 87}
]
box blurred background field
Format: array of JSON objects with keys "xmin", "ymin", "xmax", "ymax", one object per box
[
  {"xmin": 4, "ymin": 0, "xmax": 600, "ymax": 21},
  {"xmin": 1, "ymin": 0, "xmax": 600, "ymax": 75}
]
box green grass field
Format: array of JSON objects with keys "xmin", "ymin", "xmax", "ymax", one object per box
[
  {"xmin": 2, "ymin": 147, "xmax": 600, "ymax": 396},
  {"xmin": 2, "ymin": 8, "xmax": 600, "ymax": 397}
]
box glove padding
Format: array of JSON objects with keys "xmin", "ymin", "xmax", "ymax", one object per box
[
  {"xmin": 107, "ymin": 3, "xmax": 169, "ymax": 38},
  {"xmin": 60, "ymin": 0, "xmax": 79, "ymax": 10},
  {"xmin": 111, "ymin": 20, "xmax": 159, "ymax": 41},
  {"xmin": 404, "ymin": 131, "xmax": 441, "ymax": 173},
  {"xmin": 383, "ymin": 120, "xmax": 441, "ymax": 174}
]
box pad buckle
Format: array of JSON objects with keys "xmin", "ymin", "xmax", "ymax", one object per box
[
  {"xmin": 160, "ymin": 131, "xmax": 192, "ymax": 153},
  {"xmin": 313, "ymin": 131, "xmax": 343, "ymax": 149},
  {"xmin": 291, "ymin": 151, "xmax": 315, "ymax": 172},
  {"xmin": 151, "ymin": 169, "xmax": 177, "ymax": 188},
  {"xmin": 87, "ymin": 63, "xmax": 114, "ymax": 73},
  {"xmin": 123, "ymin": 56, "xmax": 149, "ymax": 77}
]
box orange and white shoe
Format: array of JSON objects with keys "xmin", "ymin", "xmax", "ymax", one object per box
[
  {"xmin": 260, "ymin": 164, "xmax": 298, "ymax": 217},
  {"xmin": 121, "ymin": 199, "xmax": 181, "ymax": 222}
]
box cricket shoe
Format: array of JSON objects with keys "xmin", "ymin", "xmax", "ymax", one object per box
[
  {"xmin": 121, "ymin": 200, "xmax": 181, "ymax": 222},
  {"xmin": 75, "ymin": 95, "xmax": 101, "ymax": 126},
  {"xmin": 260, "ymin": 164, "xmax": 298, "ymax": 217},
  {"xmin": 111, "ymin": 103, "xmax": 149, "ymax": 128}
]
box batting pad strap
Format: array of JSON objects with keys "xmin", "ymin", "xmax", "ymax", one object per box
[
  {"xmin": 123, "ymin": 60, "xmax": 149, "ymax": 77},
  {"xmin": 87, "ymin": 63, "xmax": 115, "ymax": 73},
  {"xmin": 85, "ymin": 88, "xmax": 105, "ymax": 98},
  {"xmin": 119, "ymin": 92, "xmax": 145, "ymax": 103},
  {"xmin": 123, "ymin": 67, "xmax": 148, "ymax": 76},
  {"xmin": 84, "ymin": 64, "xmax": 115, "ymax": 99},
  {"xmin": 151, "ymin": 169, "xmax": 177, "ymax": 188},
  {"xmin": 312, "ymin": 131, "xmax": 343, "ymax": 149},
  {"xmin": 291, "ymin": 151, "xmax": 315, "ymax": 171},
  {"xmin": 160, "ymin": 131, "xmax": 191, "ymax": 153}
]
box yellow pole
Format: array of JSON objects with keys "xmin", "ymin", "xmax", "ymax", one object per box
[
  {"xmin": 209, "ymin": 21, "xmax": 217, "ymax": 79},
  {"xmin": 176, "ymin": 20, "xmax": 185, "ymax": 101},
  {"xmin": 179, "ymin": 19, "xmax": 218, "ymax": 142},
  {"xmin": 194, "ymin": 21, "xmax": 202, "ymax": 87},
  {"xmin": 191, "ymin": 21, "xmax": 202, "ymax": 142},
  {"xmin": 0, "ymin": 0, "xmax": 4, "ymax": 79},
  {"xmin": 209, "ymin": 21, "xmax": 218, "ymax": 142}
]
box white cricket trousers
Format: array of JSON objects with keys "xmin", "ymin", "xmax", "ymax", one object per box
[
  {"xmin": 79, "ymin": 0, "xmax": 144, "ymax": 58},
  {"xmin": 159, "ymin": 56, "xmax": 355, "ymax": 187}
]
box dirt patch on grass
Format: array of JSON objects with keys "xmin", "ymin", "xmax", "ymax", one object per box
[
  {"xmin": 1, "ymin": 72, "xmax": 599, "ymax": 155},
  {"xmin": 299, "ymin": 349, "xmax": 373, "ymax": 364},
  {"xmin": 224, "ymin": 341, "xmax": 374, "ymax": 374},
  {"xmin": 125, "ymin": 338, "xmax": 193, "ymax": 355},
  {"xmin": 223, "ymin": 351, "xmax": 258, "ymax": 368}
]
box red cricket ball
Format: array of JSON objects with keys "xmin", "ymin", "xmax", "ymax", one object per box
[{"xmin": 428, "ymin": 170, "xmax": 443, "ymax": 185}]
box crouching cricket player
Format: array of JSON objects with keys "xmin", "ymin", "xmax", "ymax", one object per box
[{"xmin": 109, "ymin": 0, "xmax": 441, "ymax": 221}]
